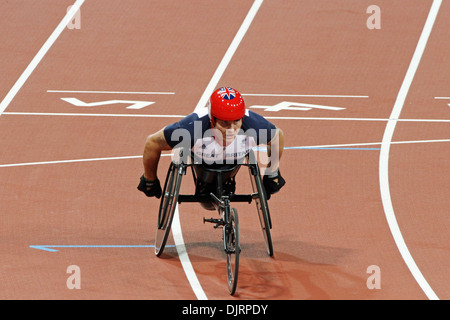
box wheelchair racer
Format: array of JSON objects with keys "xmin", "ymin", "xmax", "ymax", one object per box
[{"xmin": 138, "ymin": 86, "xmax": 285, "ymax": 200}]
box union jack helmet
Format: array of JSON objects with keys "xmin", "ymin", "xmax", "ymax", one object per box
[{"xmin": 208, "ymin": 87, "xmax": 245, "ymax": 122}]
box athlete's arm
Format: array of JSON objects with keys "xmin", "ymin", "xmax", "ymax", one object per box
[
  {"xmin": 266, "ymin": 127, "xmax": 284, "ymax": 174},
  {"xmin": 142, "ymin": 128, "xmax": 172, "ymax": 181},
  {"xmin": 263, "ymin": 127, "xmax": 286, "ymax": 199}
]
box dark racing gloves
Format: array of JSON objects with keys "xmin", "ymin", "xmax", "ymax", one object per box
[
  {"xmin": 138, "ymin": 169, "xmax": 285, "ymax": 200},
  {"xmin": 137, "ymin": 174, "xmax": 162, "ymax": 198},
  {"xmin": 263, "ymin": 169, "xmax": 286, "ymax": 200}
]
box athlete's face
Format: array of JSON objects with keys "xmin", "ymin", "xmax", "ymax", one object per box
[{"xmin": 213, "ymin": 118, "xmax": 243, "ymax": 146}]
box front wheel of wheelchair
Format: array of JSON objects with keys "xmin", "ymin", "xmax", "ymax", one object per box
[
  {"xmin": 250, "ymin": 167, "xmax": 274, "ymax": 257},
  {"xmin": 224, "ymin": 208, "xmax": 240, "ymax": 295},
  {"xmin": 155, "ymin": 162, "xmax": 182, "ymax": 257}
]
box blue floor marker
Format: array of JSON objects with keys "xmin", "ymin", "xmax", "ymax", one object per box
[
  {"xmin": 30, "ymin": 244, "xmax": 176, "ymax": 252},
  {"xmin": 254, "ymin": 146, "xmax": 381, "ymax": 152}
]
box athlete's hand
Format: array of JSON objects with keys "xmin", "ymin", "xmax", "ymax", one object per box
[
  {"xmin": 137, "ymin": 174, "xmax": 162, "ymax": 198},
  {"xmin": 263, "ymin": 170, "xmax": 286, "ymax": 200}
]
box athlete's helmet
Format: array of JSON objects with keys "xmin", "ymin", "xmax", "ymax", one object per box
[{"xmin": 208, "ymin": 87, "xmax": 245, "ymax": 123}]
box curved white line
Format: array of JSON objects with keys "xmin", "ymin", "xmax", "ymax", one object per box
[
  {"xmin": 379, "ymin": 0, "xmax": 441, "ymax": 300},
  {"xmin": 171, "ymin": 207, "xmax": 208, "ymax": 300},
  {"xmin": 170, "ymin": 0, "xmax": 264, "ymax": 300}
]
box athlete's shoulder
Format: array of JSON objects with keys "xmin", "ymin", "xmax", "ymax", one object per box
[
  {"xmin": 242, "ymin": 110, "xmax": 277, "ymax": 145},
  {"xmin": 163, "ymin": 108, "xmax": 210, "ymax": 148},
  {"xmin": 243, "ymin": 110, "xmax": 276, "ymax": 129}
]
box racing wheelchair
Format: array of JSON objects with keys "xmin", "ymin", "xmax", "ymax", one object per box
[{"xmin": 154, "ymin": 148, "xmax": 273, "ymax": 295}]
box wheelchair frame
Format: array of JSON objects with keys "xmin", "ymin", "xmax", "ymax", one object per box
[{"xmin": 153, "ymin": 149, "xmax": 273, "ymax": 295}]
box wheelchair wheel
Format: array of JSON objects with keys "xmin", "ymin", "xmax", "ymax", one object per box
[
  {"xmin": 155, "ymin": 162, "xmax": 183, "ymax": 257},
  {"xmin": 224, "ymin": 208, "xmax": 240, "ymax": 295},
  {"xmin": 249, "ymin": 166, "xmax": 274, "ymax": 257}
]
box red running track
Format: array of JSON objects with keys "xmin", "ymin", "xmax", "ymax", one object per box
[{"xmin": 0, "ymin": 0, "xmax": 448, "ymax": 300}]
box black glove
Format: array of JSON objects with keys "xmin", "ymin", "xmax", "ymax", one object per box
[
  {"xmin": 137, "ymin": 174, "xmax": 162, "ymax": 198},
  {"xmin": 263, "ymin": 170, "xmax": 286, "ymax": 200}
]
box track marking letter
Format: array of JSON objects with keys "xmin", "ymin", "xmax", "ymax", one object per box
[
  {"xmin": 61, "ymin": 97, "xmax": 154, "ymax": 109},
  {"xmin": 250, "ymin": 101, "xmax": 345, "ymax": 112}
]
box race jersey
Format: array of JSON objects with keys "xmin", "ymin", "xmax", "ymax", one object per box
[{"xmin": 163, "ymin": 108, "xmax": 277, "ymax": 165}]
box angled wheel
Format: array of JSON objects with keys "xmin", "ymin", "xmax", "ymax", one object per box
[
  {"xmin": 224, "ymin": 208, "xmax": 240, "ymax": 295},
  {"xmin": 155, "ymin": 162, "xmax": 183, "ymax": 257},
  {"xmin": 249, "ymin": 164, "xmax": 274, "ymax": 257}
]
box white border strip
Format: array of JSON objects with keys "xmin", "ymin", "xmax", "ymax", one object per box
[
  {"xmin": 47, "ymin": 90, "xmax": 175, "ymax": 95},
  {"xmin": 0, "ymin": 153, "xmax": 173, "ymax": 168},
  {"xmin": 297, "ymin": 138, "xmax": 450, "ymax": 150},
  {"xmin": 264, "ymin": 116, "xmax": 450, "ymax": 122},
  {"xmin": 171, "ymin": 207, "xmax": 208, "ymax": 300},
  {"xmin": 379, "ymin": 0, "xmax": 441, "ymax": 300},
  {"xmin": 4, "ymin": 112, "xmax": 450, "ymax": 123},
  {"xmin": 0, "ymin": 0, "xmax": 86, "ymax": 116},
  {"xmin": 2, "ymin": 112, "xmax": 185, "ymax": 118},
  {"xmin": 0, "ymin": 155, "xmax": 141, "ymax": 168},
  {"xmin": 242, "ymin": 93, "xmax": 369, "ymax": 98},
  {"xmin": 172, "ymin": 0, "xmax": 264, "ymax": 300},
  {"xmin": 1, "ymin": 139, "xmax": 449, "ymax": 169}
]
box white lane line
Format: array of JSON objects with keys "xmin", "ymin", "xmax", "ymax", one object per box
[
  {"xmin": 0, "ymin": 0, "xmax": 85, "ymax": 116},
  {"xmin": 4, "ymin": 112, "xmax": 450, "ymax": 123},
  {"xmin": 1, "ymin": 139, "xmax": 449, "ymax": 169},
  {"xmin": 0, "ymin": 155, "xmax": 141, "ymax": 168},
  {"xmin": 379, "ymin": 0, "xmax": 441, "ymax": 300},
  {"xmin": 2, "ymin": 112, "xmax": 185, "ymax": 118},
  {"xmin": 243, "ymin": 93, "xmax": 369, "ymax": 98},
  {"xmin": 292, "ymin": 138, "xmax": 450, "ymax": 150},
  {"xmin": 171, "ymin": 207, "xmax": 208, "ymax": 300},
  {"xmin": 0, "ymin": 154, "xmax": 173, "ymax": 168},
  {"xmin": 47, "ymin": 90, "xmax": 175, "ymax": 95},
  {"xmin": 172, "ymin": 0, "xmax": 264, "ymax": 300},
  {"xmin": 264, "ymin": 116, "xmax": 450, "ymax": 122},
  {"xmin": 193, "ymin": 0, "xmax": 264, "ymax": 112}
]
